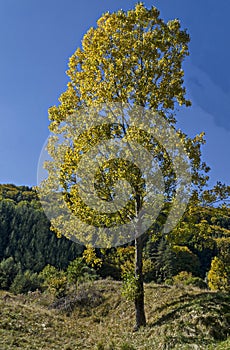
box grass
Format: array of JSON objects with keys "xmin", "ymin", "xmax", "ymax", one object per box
[{"xmin": 0, "ymin": 280, "xmax": 229, "ymax": 349}]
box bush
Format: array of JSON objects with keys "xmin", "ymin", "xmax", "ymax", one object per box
[
  {"xmin": 10, "ymin": 270, "xmax": 42, "ymax": 294},
  {"xmin": 50, "ymin": 283, "xmax": 103, "ymax": 313},
  {"xmin": 122, "ymin": 272, "xmax": 139, "ymax": 301},
  {"xmin": 0, "ymin": 257, "xmax": 21, "ymax": 290},
  {"xmin": 172, "ymin": 271, "xmax": 207, "ymax": 289},
  {"xmin": 67, "ymin": 257, "xmax": 97, "ymax": 285},
  {"xmin": 39, "ymin": 264, "xmax": 68, "ymax": 298}
]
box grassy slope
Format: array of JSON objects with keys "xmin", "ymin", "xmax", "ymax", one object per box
[{"xmin": 0, "ymin": 280, "xmax": 229, "ymax": 350}]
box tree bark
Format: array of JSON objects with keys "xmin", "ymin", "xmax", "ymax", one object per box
[{"xmin": 134, "ymin": 234, "xmax": 146, "ymax": 330}]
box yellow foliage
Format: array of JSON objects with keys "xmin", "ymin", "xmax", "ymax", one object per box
[
  {"xmin": 207, "ymin": 257, "xmax": 229, "ymax": 291},
  {"xmin": 83, "ymin": 246, "xmax": 102, "ymax": 268}
]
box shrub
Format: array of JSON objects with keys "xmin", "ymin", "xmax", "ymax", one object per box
[
  {"xmin": 0, "ymin": 257, "xmax": 21, "ymax": 290},
  {"xmin": 207, "ymin": 256, "xmax": 229, "ymax": 291},
  {"xmin": 172, "ymin": 271, "xmax": 207, "ymax": 289},
  {"xmin": 50, "ymin": 283, "xmax": 103, "ymax": 313},
  {"xmin": 10, "ymin": 270, "xmax": 42, "ymax": 294},
  {"xmin": 67, "ymin": 257, "xmax": 97, "ymax": 285},
  {"xmin": 39, "ymin": 264, "xmax": 68, "ymax": 298},
  {"xmin": 122, "ymin": 271, "xmax": 139, "ymax": 301}
]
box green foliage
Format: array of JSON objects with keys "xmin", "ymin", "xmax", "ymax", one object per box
[
  {"xmin": 102, "ymin": 246, "xmax": 135, "ymax": 280},
  {"xmin": 0, "ymin": 185, "xmax": 83, "ymax": 273},
  {"xmin": 0, "ymin": 257, "xmax": 21, "ymax": 290},
  {"xmin": 10, "ymin": 270, "xmax": 42, "ymax": 294},
  {"xmin": 122, "ymin": 271, "xmax": 139, "ymax": 301},
  {"xmin": 216, "ymin": 238, "xmax": 230, "ymax": 268},
  {"xmin": 120, "ymin": 343, "xmax": 136, "ymax": 350},
  {"xmin": 154, "ymin": 239, "xmax": 177, "ymax": 282},
  {"xmin": 67, "ymin": 257, "xmax": 85, "ymax": 283},
  {"xmin": 208, "ymin": 257, "xmax": 229, "ymax": 291},
  {"xmin": 171, "ymin": 271, "xmax": 207, "ymax": 289},
  {"xmin": 172, "ymin": 245, "xmax": 201, "ymax": 276},
  {"xmin": 39, "ymin": 264, "xmax": 68, "ymax": 298},
  {"xmin": 145, "ymin": 204, "xmax": 230, "ymax": 284},
  {"xmin": 67, "ymin": 257, "xmax": 97, "ymax": 285},
  {"xmin": 0, "ymin": 184, "xmax": 38, "ymax": 204}
]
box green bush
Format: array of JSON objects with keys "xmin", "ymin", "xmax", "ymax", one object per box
[
  {"xmin": 122, "ymin": 272, "xmax": 139, "ymax": 301},
  {"xmin": 39, "ymin": 264, "xmax": 68, "ymax": 298},
  {"xmin": 67, "ymin": 257, "xmax": 97, "ymax": 285},
  {"xmin": 10, "ymin": 270, "xmax": 42, "ymax": 294},
  {"xmin": 164, "ymin": 278, "xmax": 173, "ymax": 285},
  {"xmin": 0, "ymin": 257, "xmax": 21, "ymax": 290},
  {"xmin": 172, "ymin": 271, "xmax": 207, "ymax": 289}
]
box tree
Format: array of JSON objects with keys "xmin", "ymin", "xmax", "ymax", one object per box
[
  {"xmin": 10, "ymin": 270, "xmax": 42, "ymax": 294},
  {"xmin": 39, "ymin": 264, "xmax": 68, "ymax": 298},
  {"xmin": 0, "ymin": 257, "xmax": 21, "ymax": 290},
  {"xmin": 207, "ymin": 256, "xmax": 229, "ymax": 291},
  {"xmin": 40, "ymin": 3, "xmax": 208, "ymax": 329}
]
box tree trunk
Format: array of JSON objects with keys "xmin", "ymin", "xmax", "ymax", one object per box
[{"xmin": 134, "ymin": 235, "xmax": 146, "ymax": 330}]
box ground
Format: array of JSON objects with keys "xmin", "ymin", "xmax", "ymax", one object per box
[{"xmin": 0, "ymin": 280, "xmax": 229, "ymax": 349}]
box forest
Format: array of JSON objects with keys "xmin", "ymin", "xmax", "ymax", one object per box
[
  {"xmin": 0, "ymin": 183, "xmax": 229, "ymax": 295},
  {"xmin": 0, "ymin": 183, "xmax": 230, "ymax": 349}
]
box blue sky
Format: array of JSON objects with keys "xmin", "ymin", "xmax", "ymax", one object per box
[{"xmin": 0, "ymin": 0, "xmax": 229, "ymax": 187}]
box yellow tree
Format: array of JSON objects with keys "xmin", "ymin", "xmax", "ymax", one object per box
[
  {"xmin": 39, "ymin": 3, "xmax": 208, "ymax": 329},
  {"xmin": 207, "ymin": 256, "xmax": 229, "ymax": 291}
]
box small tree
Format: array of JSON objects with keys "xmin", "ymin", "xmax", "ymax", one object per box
[
  {"xmin": 10, "ymin": 270, "xmax": 42, "ymax": 294},
  {"xmin": 67, "ymin": 256, "xmax": 97, "ymax": 285},
  {"xmin": 0, "ymin": 257, "xmax": 21, "ymax": 290},
  {"xmin": 39, "ymin": 264, "xmax": 68, "ymax": 298},
  {"xmin": 207, "ymin": 256, "xmax": 229, "ymax": 291}
]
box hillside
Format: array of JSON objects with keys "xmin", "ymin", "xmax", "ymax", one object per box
[
  {"xmin": 0, "ymin": 184, "xmax": 82, "ymax": 272},
  {"xmin": 0, "ymin": 280, "xmax": 229, "ymax": 350}
]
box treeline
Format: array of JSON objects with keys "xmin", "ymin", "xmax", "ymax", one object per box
[{"xmin": 0, "ymin": 184, "xmax": 229, "ymax": 295}]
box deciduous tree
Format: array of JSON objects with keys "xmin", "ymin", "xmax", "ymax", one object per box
[{"xmin": 41, "ymin": 3, "xmax": 209, "ymax": 329}]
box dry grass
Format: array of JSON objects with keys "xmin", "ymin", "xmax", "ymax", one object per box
[{"xmin": 0, "ymin": 280, "xmax": 229, "ymax": 349}]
